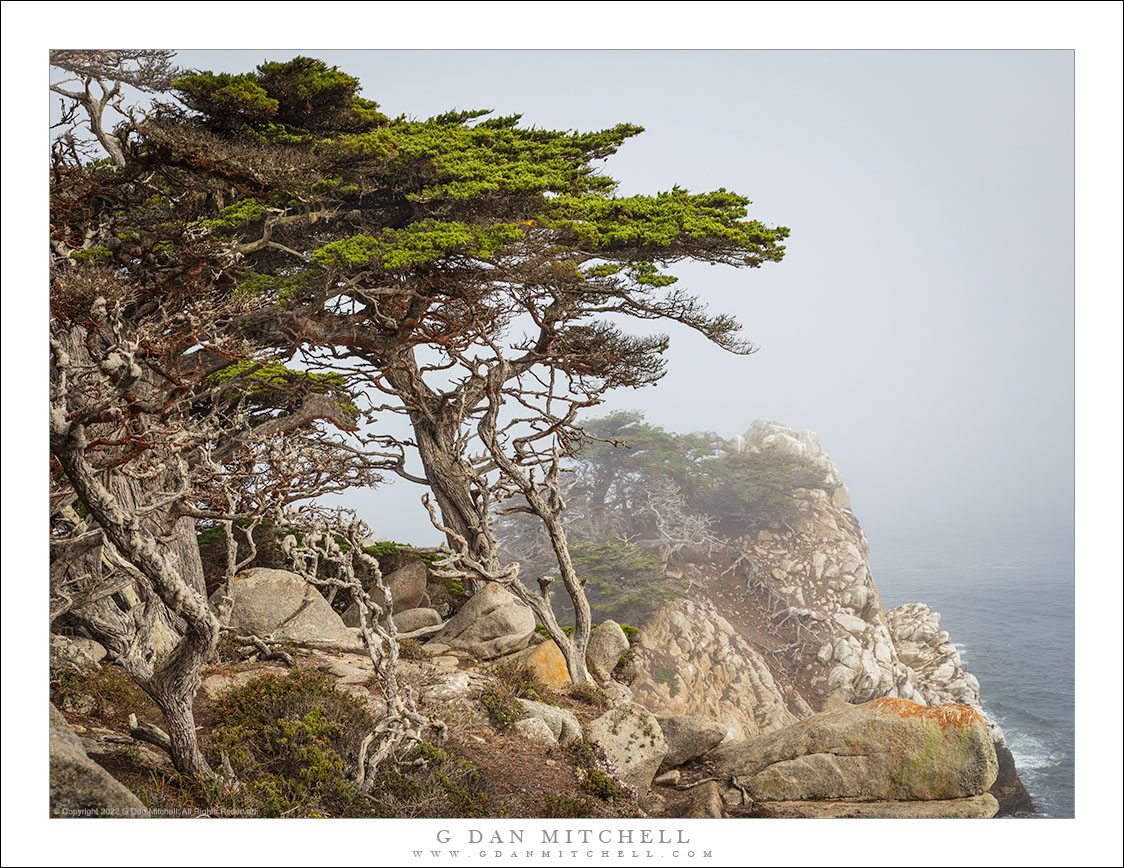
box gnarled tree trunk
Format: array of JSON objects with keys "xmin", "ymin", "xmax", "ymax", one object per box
[{"xmin": 50, "ymin": 322, "xmax": 219, "ymax": 776}]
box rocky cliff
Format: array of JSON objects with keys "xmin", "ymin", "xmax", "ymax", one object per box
[
  {"xmin": 629, "ymin": 597, "xmax": 803, "ymax": 741},
  {"xmin": 628, "ymin": 419, "xmax": 1032, "ymax": 814}
]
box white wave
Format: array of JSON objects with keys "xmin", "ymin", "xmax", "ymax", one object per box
[{"xmin": 1006, "ymin": 730, "xmax": 1062, "ymax": 772}]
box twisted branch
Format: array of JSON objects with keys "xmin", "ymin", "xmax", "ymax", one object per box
[{"xmin": 279, "ymin": 506, "xmax": 443, "ymax": 788}]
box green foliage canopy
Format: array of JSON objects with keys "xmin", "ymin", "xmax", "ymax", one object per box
[
  {"xmin": 55, "ymin": 54, "xmax": 788, "ymax": 452},
  {"xmin": 136, "ymin": 56, "xmax": 789, "ymax": 378}
]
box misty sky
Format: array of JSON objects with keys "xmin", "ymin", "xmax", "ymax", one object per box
[{"xmin": 171, "ymin": 50, "xmax": 1075, "ymax": 551}]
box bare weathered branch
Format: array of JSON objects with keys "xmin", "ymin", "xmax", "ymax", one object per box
[{"xmin": 279, "ymin": 507, "xmax": 443, "ymax": 786}]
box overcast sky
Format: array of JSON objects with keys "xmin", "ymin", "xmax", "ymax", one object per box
[{"xmin": 173, "ymin": 49, "xmax": 1075, "ymax": 552}]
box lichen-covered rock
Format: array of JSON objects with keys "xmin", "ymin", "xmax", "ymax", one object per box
[
  {"xmin": 590, "ymin": 703, "xmax": 668, "ymax": 796},
  {"xmin": 520, "ymin": 699, "xmax": 582, "ymax": 744},
  {"xmin": 49, "ymin": 635, "xmax": 107, "ymax": 674},
  {"xmin": 885, "ymin": 602, "xmax": 1033, "ymax": 815},
  {"xmin": 494, "ymin": 640, "xmax": 572, "ymax": 690},
  {"xmin": 391, "ymin": 607, "xmax": 443, "ymax": 634},
  {"xmin": 713, "ymin": 698, "xmax": 998, "ymax": 803},
  {"xmin": 50, "ymin": 704, "xmax": 148, "ymax": 817},
  {"xmin": 656, "ymin": 714, "xmax": 728, "ymax": 770},
  {"xmin": 381, "ymin": 559, "xmax": 429, "ymax": 612},
  {"xmin": 749, "ymin": 794, "xmax": 999, "ymax": 818},
  {"xmin": 343, "ymin": 560, "xmax": 428, "ymax": 624},
  {"xmin": 213, "ymin": 568, "xmax": 357, "ymax": 649},
  {"xmin": 585, "ymin": 620, "xmax": 629, "ymax": 685},
  {"xmin": 515, "ymin": 715, "xmax": 558, "ymax": 745},
  {"xmin": 434, "ymin": 582, "xmax": 535, "ymax": 659}
]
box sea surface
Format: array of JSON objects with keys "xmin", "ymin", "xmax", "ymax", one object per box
[{"xmin": 870, "ymin": 534, "xmax": 1075, "ymax": 818}]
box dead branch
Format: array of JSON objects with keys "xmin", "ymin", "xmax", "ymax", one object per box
[
  {"xmin": 232, "ymin": 634, "xmax": 295, "ymax": 666},
  {"xmin": 279, "ymin": 506, "xmax": 443, "ymax": 787},
  {"xmin": 128, "ymin": 713, "xmax": 172, "ymax": 755}
]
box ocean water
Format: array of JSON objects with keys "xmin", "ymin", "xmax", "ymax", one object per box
[{"xmin": 870, "ymin": 535, "xmax": 1075, "ymax": 818}]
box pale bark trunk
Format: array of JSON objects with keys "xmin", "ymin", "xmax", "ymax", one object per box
[
  {"xmin": 169, "ymin": 515, "xmax": 207, "ymax": 597},
  {"xmin": 149, "ymin": 639, "xmax": 213, "ymax": 775},
  {"xmin": 541, "ymin": 511, "xmax": 592, "ymax": 684},
  {"xmin": 51, "ymin": 322, "xmax": 218, "ymax": 776}
]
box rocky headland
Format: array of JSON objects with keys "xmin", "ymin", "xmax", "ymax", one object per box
[{"xmin": 628, "ymin": 420, "xmax": 1033, "ymax": 815}]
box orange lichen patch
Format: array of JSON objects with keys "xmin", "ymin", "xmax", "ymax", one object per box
[
  {"xmin": 867, "ymin": 697, "xmax": 983, "ymax": 730},
  {"xmin": 504, "ymin": 640, "xmax": 573, "ymax": 691}
]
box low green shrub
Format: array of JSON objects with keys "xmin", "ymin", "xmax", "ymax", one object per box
[
  {"xmin": 568, "ymin": 682, "xmax": 610, "ymax": 709},
  {"xmin": 653, "ymin": 663, "xmax": 680, "ymax": 697},
  {"xmin": 369, "ymin": 741, "xmax": 500, "ymax": 818},
  {"xmin": 479, "ymin": 684, "xmax": 524, "ymax": 730},
  {"xmin": 490, "ymin": 661, "xmax": 556, "ymax": 705},
  {"xmin": 564, "ymin": 733, "xmax": 603, "ymax": 770},
  {"xmin": 580, "ymin": 767, "xmax": 634, "ymax": 804},
  {"xmin": 51, "ymin": 665, "xmax": 161, "ymax": 725},
  {"xmin": 210, "ymin": 669, "xmax": 377, "ymax": 817},
  {"xmin": 536, "ymin": 622, "xmax": 577, "ymax": 640},
  {"xmin": 543, "ymin": 791, "xmax": 599, "ymax": 818},
  {"xmin": 398, "ymin": 638, "xmax": 432, "ymax": 660},
  {"xmin": 361, "ymin": 540, "xmax": 407, "ymax": 560}
]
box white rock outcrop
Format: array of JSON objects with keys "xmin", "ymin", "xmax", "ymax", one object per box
[
  {"xmin": 520, "ymin": 699, "xmax": 582, "ymax": 744},
  {"xmin": 585, "ymin": 619, "xmax": 630, "ymax": 685},
  {"xmin": 886, "ymin": 602, "xmax": 981, "ymax": 707},
  {"xmin": 515, "ymin": 715, "xmax": 558, "ymax": 745}
]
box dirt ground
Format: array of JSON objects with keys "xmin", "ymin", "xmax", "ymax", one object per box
[{"xmin": 52, "ymin": 646, "xmax": 713, "ymax": 819}]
